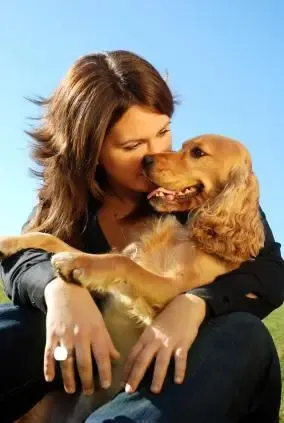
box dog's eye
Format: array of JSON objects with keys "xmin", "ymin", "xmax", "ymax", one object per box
[{"xmin": 190, "ymin": 147, "xmax": 206, "ymax": 158}]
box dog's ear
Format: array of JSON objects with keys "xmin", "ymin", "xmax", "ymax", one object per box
[{"xmin": 190, "ymin": 165, "xmax": 265, "ymax": 263}]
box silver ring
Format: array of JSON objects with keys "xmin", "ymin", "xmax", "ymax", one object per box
[{"xmin": 53, "ymin": 345, "xmax": 69, "ymax": 361}]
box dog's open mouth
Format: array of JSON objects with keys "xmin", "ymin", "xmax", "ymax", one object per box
[{"xmin": 147, "ymin": 184, "xmax": 203, "ymax": 202}]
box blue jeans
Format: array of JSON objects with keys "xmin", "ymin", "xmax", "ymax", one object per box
[{"xmin": 0, "ymin": 304, "xmax": 281, "ymax": 423}]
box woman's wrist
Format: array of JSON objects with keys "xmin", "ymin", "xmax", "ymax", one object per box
[
  {"xmin": 44, "ymin": 277, "xmax": 77, "ymax": 306},
  {"xmin": 182, "ymin": 293, "xmax": 207, "ymax": 323},
  {"xmin": 44, "ymin": 277, "xmax": 62, "ymax": 306},
  {"xmin": 44, "ymin": 277, "xmax": 94, "ymax": 309}
]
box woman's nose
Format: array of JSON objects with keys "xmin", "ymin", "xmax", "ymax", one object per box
[{"xmin": 147, "ymin": 140, "xmax": 171, "ymax": 155}]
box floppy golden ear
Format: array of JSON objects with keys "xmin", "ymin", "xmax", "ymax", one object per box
[{"xmin": 190, "ymin": 166, "xmax": 265, "ymax": 263}]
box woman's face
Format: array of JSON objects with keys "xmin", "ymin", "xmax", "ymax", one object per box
[{"xmin": 99, "ymin": 105, "xmax": 172, "ymax": 195}]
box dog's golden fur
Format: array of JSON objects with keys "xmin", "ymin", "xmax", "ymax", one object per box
[{"xmin": 1, "ymin": 134, "xmax": 265, "ymax": 422}]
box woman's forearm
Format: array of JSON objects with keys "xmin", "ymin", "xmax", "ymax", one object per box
[{"xmin": 1, "ymin": 249, "xmax": 55, "ymax": 312}]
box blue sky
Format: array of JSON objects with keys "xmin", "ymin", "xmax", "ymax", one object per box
[{"xmin": 1, "ymin": 0, "xmax": 283, "ymax": 251}]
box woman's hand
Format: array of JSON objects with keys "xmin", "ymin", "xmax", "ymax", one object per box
[
  {"xmin": 44, "ymin": 277, "xmax": 120, "ymax": 395},
  {"xmin": 124, "ymin": 293, "xmax": 206, "ymax": 394}
]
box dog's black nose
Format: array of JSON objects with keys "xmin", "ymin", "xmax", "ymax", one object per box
[{"xmin": 142, "ymin": 155, "xmax": 154, "ymax": 169}]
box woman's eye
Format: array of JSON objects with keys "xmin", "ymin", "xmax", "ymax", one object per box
[
  {"xmin": 158, "ymin": 128, "xmax": 170, "ymax": 137},
  {"xmin": 190, "ymin": 147, "xmax": 206, "ymax": 158},
  {"xmin": 123, "ymin": 143, "xmax": 140, "ymax": 151}
]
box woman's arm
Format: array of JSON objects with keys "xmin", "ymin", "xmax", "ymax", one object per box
[
  {"xmin": 1, "ymin": 249, "xmax": 55, "ymax": 312},
  {"xmin": 189, "ymin": 208, "xmax": 284, "ymax": 319},
  {"xmin": 0, "ymin": 206, "xmax": 120, "ymax": 394},
  {"xmin": 0, "ymin": 206, "xmax": 56, "ymax": 312},
  {"xmin": 124, "ymin": 209, "xmax": 283, "ymax": 394}
]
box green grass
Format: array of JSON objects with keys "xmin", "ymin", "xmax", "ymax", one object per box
[
  {"xmin": 0, "ymin": 287, "xmax": 10, "ymax": 304},
  {"xmin": 264, "ymin": 305, "xmax": 284, "ymax": 422},
  {"xmin": 0, "ymin": 284, "xmax": 283, "ymax": 419}
]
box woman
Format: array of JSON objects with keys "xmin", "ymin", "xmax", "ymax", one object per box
[{"xmin": 0, "ymin": 50, "xmax": 283, "ymax": 423}]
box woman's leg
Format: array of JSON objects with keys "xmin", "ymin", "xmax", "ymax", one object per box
[
  {"xmin": 0, "ymin": 304, "xmax": 57, "ymax": 422},
  {"xmin": 86, "ymin": 312, "xmax": 281, "ymax": 423}
]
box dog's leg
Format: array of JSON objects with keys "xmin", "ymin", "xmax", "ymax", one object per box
[
  {"xmin": 51, "ymin": 252, "xmax": 185, "ymax": 309},
  {"xmin": 0, "ymin": 232, "xmax": 80, "ymax": 258}
]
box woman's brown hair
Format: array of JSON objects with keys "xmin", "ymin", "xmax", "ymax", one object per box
[{"xmin": 25, "ymin": 50, "xmax": 174, "ymax": 245}]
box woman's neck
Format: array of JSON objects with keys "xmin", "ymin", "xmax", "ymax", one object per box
[{"xmin": 102, "ymin": 190, "xmax": 142, "ymax": 219}]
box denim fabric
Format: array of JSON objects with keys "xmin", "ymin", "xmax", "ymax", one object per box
[
  {"xmin": 0, "ymin": 304, "xmax": 60, "ymax": 422},
  {"xmin": 0, "ymin": 305, "xmax": 281, "ymax": 423},
  {"xmin": 86, "ymin": 312, "xmax": 281, "ymax": 423}
]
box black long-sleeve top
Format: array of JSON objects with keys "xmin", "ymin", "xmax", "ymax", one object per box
[{"xmin": 1, "ymin": 206, "xmax": 284, "ymax": 319}]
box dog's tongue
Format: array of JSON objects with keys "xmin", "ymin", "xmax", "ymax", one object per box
[{"xmin": 147, "ymin": 187, "xmax": 176, "ymax": 200}]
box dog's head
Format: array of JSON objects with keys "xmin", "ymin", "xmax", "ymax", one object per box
[{"xmin": 143, "ymin": 134, "xmax": 253, "ymax": 213}]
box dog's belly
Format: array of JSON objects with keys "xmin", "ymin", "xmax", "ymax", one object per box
[{"xmin": 104, "ymin": 296, "xmax": 143, "ymax": 356}]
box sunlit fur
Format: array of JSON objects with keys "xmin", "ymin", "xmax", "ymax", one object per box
[
  {"xmin": 189, "ymin": 166, "xmax": 264, "ymax": 263},
  {"xmin": 146, "ymin": 134, "xmax": 265, "ymax": 262}
]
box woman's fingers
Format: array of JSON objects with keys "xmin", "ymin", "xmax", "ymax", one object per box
[
  {"xmin": 44, "ymin": 334, "xmax": 58, "ymax": 382},
  {"xmin": 125, "ymin": 343, "xmax": 158, "ymax": 393},
  {"xmin": 44, "ymin": 326, "xmax": 118, "ymax": 394},
  {"xmin": 124, "ymin": 340, "xmax": 145, "ymax": 382},
  {"xmin": 59, "ymin": 339, "xmax": 76, "ymax": 394},
  {"xmin": 150, "ymin": 348, "xmax": 172, "ymax": 393},
  {"xmin": 60, "ymin": 353, "xmax": 76, "ymax": 394},
  {"xmin": 43, "ymin": 280, "xmax": 121, "ymax": 394},
  {"xmin": 126, "ymin": 344, "xmax": 189, "ymax": 395},
  {"xmin": 91, "ymin": 331, "xmax": 113, "ymax": 389},
  {"xmin": 75, "ymin": 339, "xmax": 94, "ymax": 395},
  {"xmin": 174, "ymin": 346, "xmax": 188, "ymax": 384}
]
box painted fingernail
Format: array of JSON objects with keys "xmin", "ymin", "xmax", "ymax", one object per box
[
  {"xmin": 125, "ymin": 384, "xmax": 133, "ymax": 393},
  {"xmin": 102, "ymin": 381, "xmax": 110, "ymax": 389}
]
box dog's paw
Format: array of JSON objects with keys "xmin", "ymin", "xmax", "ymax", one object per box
[
  {"xmin": 51, "ymin": 252, "xmax": 84, "ymax": 285},
  {"xmin": 0, "ymin": 236, "xmax": 23, "ymax": 259}
]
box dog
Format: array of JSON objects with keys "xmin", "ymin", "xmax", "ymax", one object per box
[{"xmin": 0, "ymin": 134, "xmax": 265, "ymax": 422}]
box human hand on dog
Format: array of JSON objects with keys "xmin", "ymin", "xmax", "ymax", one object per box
[
  {"xmin": 124, "ymin": 294, "xmax": 206, "ymax": 394},
  {"xmin": 44, "ymin": 277, "xmax": 120, "ymax": 395}
]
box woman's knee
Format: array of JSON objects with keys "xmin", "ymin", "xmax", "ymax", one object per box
[
  {"xmin": 153, "ymin": 312, "xmax": 280, "ymax": 422},
  {"xmin": 187, "ymin": 312, "xmax": 279, "ymax": 381},
  {"xmin": 203, "ymin": 312, "xmax": 277, "ymax": 358},
  {"xmin": 176, "ymin": 312, "xmax": 281, "ymax": 420}
]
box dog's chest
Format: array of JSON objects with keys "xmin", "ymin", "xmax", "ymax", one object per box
[{"xmin": 124, "ymin": 215, "xmax": 196, "ymax": 279}]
